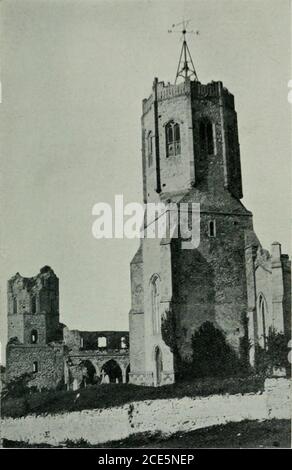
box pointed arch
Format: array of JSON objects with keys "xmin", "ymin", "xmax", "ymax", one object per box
[
  {"xmin": 147, "ymin": 131, "xmax": 153, "ymax": 167},
  {"xmin": 150, "ymin": 274, "xmax": 161, "ymax": 334},
  {"xmin": 165, "ymin": 121, "xmax": 181, "ymax": 157},
  {"xmin": 101, "ymin": 359, "xmax": 122, "ymax": 383},
  {"xmin": 199, "ymin": 118, "xmax": 214, "ymax": 155},
  {"xmin": 31, "ymin": 329, "xmax": 38, "ymax": 344},
  {"xmin": 257, "ymin": 293, "xmax": 268, "ymax": 349}
]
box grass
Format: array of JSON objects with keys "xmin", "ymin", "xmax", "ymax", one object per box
[
  {"xmin": 1, "ymin": 375, "xmax": 265, "ymax": 419},
  {"xmin": 3, "ymin": 419, "xmax": 290, "ymax": 448}
]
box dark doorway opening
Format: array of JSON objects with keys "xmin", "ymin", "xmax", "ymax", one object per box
[
  {"xmin": 101, "ymin": 359, "xmax": 122, "ymax": 383},
  {"xmin": 81, "ymin": 360, "xmax": 96, "ymax": 387}
]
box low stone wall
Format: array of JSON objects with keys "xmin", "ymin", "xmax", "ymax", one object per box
[{"xmin": 1, "ymin": 379, "xmax": 290, "ymax": 446}]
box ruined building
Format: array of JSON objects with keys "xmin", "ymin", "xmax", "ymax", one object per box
[
  {"xmin": 128, "ymin": 36, "xmax": 291, "ymax": 386},
  {"xmin": 6, "ymin": 267, "xmax": 129, "ymax": 390}
]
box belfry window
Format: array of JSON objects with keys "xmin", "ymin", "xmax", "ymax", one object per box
[
  {"xmin": 32, "ymin": 361, "xmax": 38, "ymax": 373},
  {"xmin": 31, "ymin": 330, "xmax": 38, "ymax": 344},
  {"xmin": 31, "ymin": 296, "xmax": 36, "ymax": 314},
  {"xmin": 98, "ymin": 336, "xmax": 107, "ymax": 348},
  {"xmin": 199, "ymin": 120, "xmax": 214, "ymax": 155},
  {"xmin": 147, "ymin": 131, "xmax": 153, "ymax": 167},
  {"xmin": 165, "ymin": 121, "xmax": 181, "ymax": 157},
  {"xmin": 13, "ymin": 297, "xmax": 17, "ymax": 314},
  {"xmin": 151, "ymin": 274, "xmax": 161, "ymax": 334},
  {"xmin": 208, "ymin": 220, "xmax": 216, "ymax": 237}
]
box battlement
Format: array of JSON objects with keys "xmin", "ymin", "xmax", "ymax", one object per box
[{"xmin": 142, "ymin": 78, "xmax": 235, "ymax": 115}]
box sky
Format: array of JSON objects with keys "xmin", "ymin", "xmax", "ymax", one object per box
[{"xmin": 0, "ymin": 0, "xmax": 291, "ymax": 363}]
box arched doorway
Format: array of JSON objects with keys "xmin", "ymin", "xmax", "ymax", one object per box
[
  {"xmin": 155, "ymin": 346, "xmax": 163, "ymax": 386},
  {"xmin": 80, "ymin": 360, "xmax": 96, "ymax": 387},
  {"xmin": 101, "ymin": 359, "xmax": 122, "ymax": 383}
]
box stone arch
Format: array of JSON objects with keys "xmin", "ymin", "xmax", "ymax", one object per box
[
  {"xmin": 80, "ymin": 359, "xmax": 96, "ymax": 387},
  {"xmin": 198, "ymin": 117, "xmax": 214, "ymax": 155},
  {"xmin": 165, "ymin": 120, "xmax": 181, "ymax": 157},
  {"xmin": 150, "ymin": 274, "xmax": 161, "ymax": 334},
  {"xmin": 30, "ymin": 329, "xmax": 38, "ymax": 344},
  {"xmin": 101, "ymin": 359, "xmax": 123, "ymax": 383}
]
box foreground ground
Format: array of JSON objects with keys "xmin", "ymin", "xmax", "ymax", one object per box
[
  {"xmin": 3, "ymin": 419, "xmax": 291, "ymax": 448},
  {"xmin": 2, "ymin": 376, "xmax": 265, "ymax": 418}
]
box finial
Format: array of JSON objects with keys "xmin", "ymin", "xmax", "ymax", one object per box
[{"xmin": 168, "ymin": 20, "xmax": 199, "ymax": 84}]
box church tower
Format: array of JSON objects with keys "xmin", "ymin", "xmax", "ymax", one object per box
[
  {"xmin": 6, "ymin": 266, "xmax": 65, "ymax": 389},
  {"xmin": 129, "ymin": 30, "xmax": 291, "ymax": 386}
]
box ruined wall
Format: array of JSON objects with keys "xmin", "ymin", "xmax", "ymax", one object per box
[
  {"xmin": 64, "ymin": 327, "xmax": 129, "ymax": 352},
  {"xmin": 6, "ymin": 344, "xmax": 65, "ymax": 390},
  {"xmin": 2, "ymin": 379, "xmax": 289, "ymax": 446},
  {"xmin": 7, "ymin": 267, "xmax": 60, "ymax": 345}
]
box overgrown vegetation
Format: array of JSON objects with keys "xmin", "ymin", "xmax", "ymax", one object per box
[
  {"xmin": 1, "ymin": 375, "xmax": 265, "ymax": 419},
  {"xmin": 255, "ymin": 328, "xmax": 290, "ymax": 376},
  {"xmin": 162, "ymin": 317, "xmax": 251, "ymax": 380},
  {"xmin": 2, "ymin": 373, "xmax": 33, "ymax": 398},
  {"xmin": 161, "ymin": 309, "xmax": 177, "ymax": 354},
  {"xmin": 191, "ymin": 322, "xmax": 244, "ymax": 377}
]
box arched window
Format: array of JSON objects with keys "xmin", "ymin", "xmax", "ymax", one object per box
[
  {"xmin": 147, "ymin": 131, "xmax": 153, "ymax": 167},
  {"xmin": 32, "ymin": 361, "xmax": 38, "ymax": 373},
  {"xmin": 208, "ymin": 220, "xmax": 216, "ymax": 237},
  {"xmin": 98, "ymin": 336, "xmax": 107, "ymax": 348},
  {"xmin": 165, "ymin": 121, "xmax": 181, "ymax": 157},
  {"xmin": 31, "ymin": 330, "xmax": 38, "ymax": 344},
  {"xmin": 31, "ymin": 296, "xmax": 36, "ymax": 314},
  {"xmin": 258, "ymin": 294, "xmax": 268, "ymax": 349},
  {"xmin": 151, "ymin": 275, "xmax": 161, "ymax": 334},
  {"xmin": 199, "ymin": 119, "xmax": 214, "ymax": 155},
  {"xmin": 13, "ymin": 297, "xmax": 17, "ymax": 314}
]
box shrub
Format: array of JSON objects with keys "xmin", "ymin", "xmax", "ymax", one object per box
[
  {"xmin": 191, "ymin": 321, "xmax": 241, "ymax": 378},
  {"xmin": 3, "ymin": 372, "xmax": 33, "ymax": 399},
  {"xmin": 161, "ymin": 309, "xmax": 177, "ymax": 354},
  {"xmin": 255, "ymin": 328, "xmax": 289, "ymax": 376}
]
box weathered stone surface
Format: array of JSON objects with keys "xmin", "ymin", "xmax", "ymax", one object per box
[{"xmin": 129, "ymin": 77, "xmax": 291, "ymax": 385}]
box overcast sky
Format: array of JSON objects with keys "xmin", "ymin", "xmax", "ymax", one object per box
[{"xmin": 0, "ymin": 0, "xmax": 291, "ymax": 363}]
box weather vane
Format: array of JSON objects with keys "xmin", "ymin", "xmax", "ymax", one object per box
[{"xmin": 168, "ymin": 20, "xmax": 199, "ymax": 84}]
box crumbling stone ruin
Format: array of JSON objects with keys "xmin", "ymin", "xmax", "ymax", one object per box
[{"xmin": 6, "ymin": 266, "xmax": 129, "ymax": 390}]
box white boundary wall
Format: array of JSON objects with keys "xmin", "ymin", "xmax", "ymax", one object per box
[{"xmin": 1, "ymin": 379, "xmax": 290, "ymax": 446}]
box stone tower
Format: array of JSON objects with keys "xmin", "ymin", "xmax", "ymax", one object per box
[
  {"xmin": 7, "ymin": 266, "xmax": 60, "ymax": 345},
  {"xmin": 129, "ymin": 49, "xmax": 290, "ymax": 386},
  {"xmin": 6, "ymin": 266, "xmax": 65, "ymax": 389}
]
